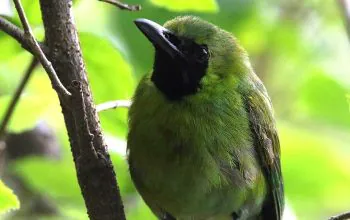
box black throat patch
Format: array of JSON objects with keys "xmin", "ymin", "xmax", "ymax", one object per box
[{"xmin": 151, "ymin": 48, "xmax": 208, "ymax": 101}]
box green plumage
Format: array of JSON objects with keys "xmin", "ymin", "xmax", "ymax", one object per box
[{"xmin": 128, "ymin": 16, "xmax": 284, "ymax": 220}]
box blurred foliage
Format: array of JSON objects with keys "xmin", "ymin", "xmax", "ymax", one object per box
[
  {"xmin": 149, "ymin": 0, "xmax": 219, "ymax": 13},
  {"xmin": 0, "ymin": 0, "xmax": 350, "ymax": 220},
  {"xmin": 80, "ymin": 32, "xmax": 135, "ymax": 138},
  {"xmin": 0, "ymin": 180, "xmax": 19, "ymax": 214},
  {"xmin": 280, "ymin": 123, "xmax": 350, "ymax": 220}
]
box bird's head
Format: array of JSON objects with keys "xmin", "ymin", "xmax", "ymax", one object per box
[{"xmin": 135, "ymin": 16, "xmax": 251, "ymax": 101}]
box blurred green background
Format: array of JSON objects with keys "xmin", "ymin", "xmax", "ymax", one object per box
[{"xmin": 0, "ymin": 0, "xmax": 350, "ymax": 219}]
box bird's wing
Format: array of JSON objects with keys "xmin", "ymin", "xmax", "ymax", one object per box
[{"xmin": 244, "ymin": 79, "xmax": 284, "ymax": 220}]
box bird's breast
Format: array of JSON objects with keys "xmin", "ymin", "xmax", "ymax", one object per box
[{"xmin": 127, "ymin": 81, "xmax": 265, "ymax": 218}]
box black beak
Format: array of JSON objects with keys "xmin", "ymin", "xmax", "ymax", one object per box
[{"xmin": 134, "ymin": 18, "xmax": 184, "ymax": 59}]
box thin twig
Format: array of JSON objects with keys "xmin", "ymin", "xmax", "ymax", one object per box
[
  {"xmin": 329, "ymin": 211, "xmax": 350, "ymax": 220},
  {"xmin": 99, "ymin": 0, "xmax": 141, "ymax": 11},
  {"xmin": 13, "ymin": 0, "xmax": 32, "ymax": 34},
  {"xmin": 338, "ymin": 0, "xmax": 350, "ymax": 41},
  {"xmin": 0, "ymin": 17, "xmax": 48, "ymax": 54},
  {"xmin": 0, "ymin": 16, "xmax": 28, "ymax": 46},
  {"xmin": 12, "ymin": 0, "xmax": 71, "ymax": 98},
  {"xmin": 96, "ymin": 100, "xmax": 132, "ymax": 112},
  {"xmin": 0, "ymin": 58, "xmax": 38, "ymax": 139}
]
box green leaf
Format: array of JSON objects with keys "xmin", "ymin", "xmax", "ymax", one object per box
[
  {"xmin": 126, "ymin": 197, "xmax": 156, "ymax": 220},
  {"xmin": 280, "ymin": 123, "xmax": 350, "ymax": 220},
  {"xmin": 58, "ymin": 204, "xmax": 88, "ymax": 220},
  {"xmin": 0, "ymin": 71, "xmax": 60, "ymax": 132},
  {"xmin": 10, "ymin": 150, "xmax": 135, "ymax": 206},
  {"xmin": 110, "ymin": 149, "xmax": 136, "ymax": 195},
  {"xmin": 0, "ymin": 34, "xmax": 24, "ymax": 62},
  {"xmin": 11, "ymin": 157, "xmax": 83, "ymax": 205},
  {"xmin": 297, "ymin": 71, "xmax": 350, "ymax": 127},
  {"xmin": 74, "ymin": 0, "xmax": 109, "ymax": 34},
  {"xmin": 21, "ymin": 0, "xmax": 42, "ymax": 26},
  {"xmin": 4, "ymin": 0, "xmax": 43, "ymax": 28},
  {"xmin": 79, "ymin": 32, "xmax": 135, "ymax": 138},
  {"xmin": 0, "ymin": 96, "xmax": 48, "ymax": 132},
  {"xmin": 0, "ymin": 179, "xmax": 20, "ymax": 214},
  {"xmin": 0, "ymin": 43, "xmax": 29, "ymax": 95},
  {"xmin": 149, "ymin": 0, "xmax": 219, "ymax": 13},
  {"xmin": 10, "ymin": 150, "xmax": 143, "ymax": 219}
]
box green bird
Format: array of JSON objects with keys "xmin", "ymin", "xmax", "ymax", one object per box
[{"xmin": 127, "ymin": 16, "xmax": 284, "ymax": 220}]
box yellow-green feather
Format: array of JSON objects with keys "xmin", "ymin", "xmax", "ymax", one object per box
[
  {"xmin": 127, "ymin": 16, "xmax": 282, "ymax": 220},
  {"xmin": 128, "ymin": 73, "xmax": 266, "ymax": 219}
]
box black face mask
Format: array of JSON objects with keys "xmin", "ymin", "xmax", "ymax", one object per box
[{"xmin": 152, "ymin": 35, "xmax": 209, "ymax": 100}]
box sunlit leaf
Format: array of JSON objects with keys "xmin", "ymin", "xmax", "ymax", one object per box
[
  {"xmin": 0, "ymin": 52, "xmax": 26, "ymax": 95},
  {"xmin": 0, "ymin": 38, "xmax": 28, "ymax": 76},
  {"xmin": 110, "ymin": 149, "xmax": 136, "ymax": 195},
  {"xmin": 0, "ymin": 95, "xmax": 49, "ymax": 132},
  {"xmin": 0, "ymin": 70, "xmax": 59, "ymax": 132},
  {"xmin": 126, "ymin": 197, "xmax": 156, "ymax": 220},
  {"xmin": 21, "ymin": 0, "xmax": 42, "ymax": 26},
  {"xmin": 236, "ymin": 10, "xmax": 270, "ymax": 55},
  {"xmin": 11, "ymin": 157, "xmax": 83, "ymax": 205},
  {"xmin": 58, "ymin": 204, "xmax": 88, "ymax": 220},
  {"xmin": 0, "ymin": 179, "xmax": 20, "ymax": 214},
  {"xmin": 74, "ymin": 0, "xmax": 109, "ymax": 34},
  {"xmin": 0, "ymin": 27, "xmax": 43, "ymax": 64},
  {"xmin": 10, "ymin": 151, "xmax": 135, "ymax": 208},
  {"xmin": 297, "ymin": 72, "xmax": 350, "ymax": 127},
  {"xmin": 280, "ymin": 123, "xmax": 350, "ymax": 220},
  {"xmin": 26, "ymin": 71, "xmax": 64, "ymax": 130},
  {"xmin": 7, "ymin": 0, "xmax": 43, "ymax": 28},
  {"xmin": 80, "ymin": 32, "xmax": 135, "ymax": 138},
  {"xmin": 149, "ymin": 0, "xmax": 219, "ymax": 13}
]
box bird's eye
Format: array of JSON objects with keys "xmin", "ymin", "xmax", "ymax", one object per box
[
  {"xmin": 196, "ymin": 45, "xmax": 209, "ymax": 63},
  {"xmin": 164, "ymin": 32, "xmax": 181, "ymax": 46},
  {"xmin": 164, "ymin": 32, "xmax": 170, "ymax": 40}
]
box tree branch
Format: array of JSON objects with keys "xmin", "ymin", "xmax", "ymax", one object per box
[
  {"xmin": 96, "ymin": 100, "xmax": 131, "ymax": 112},
  {"xmin": 70, "ymin": 80, "xmax": 97, "ymax": 159},
  {"xmin": 2, "ymin": 0, "xmax": 129, "ymax": 218},
  {"xmin": 0, "ymin": 17, "xmax": 48, "ymax": 54},
  {"xmin": 0, "ymin": 57, "xmax": 38, "ymax": 139},
  {"xmin": 329, "ymin": 211, "xmax": 350, "ymax": 220},
  {"xmin": 13, "ymin": 0, "xmax": 32, "ymax": 35},
  {"xmin": 38, "ymin": 0, "xmax": 126, "ymax": 219},
  {"xmin": 99, "ymin": 0, "xmax": 141, "ymax": 11},
  {"xmin": 12, "ymin": 0, "xmax": 71, "ymax": 99}
]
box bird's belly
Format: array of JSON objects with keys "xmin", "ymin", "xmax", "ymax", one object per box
[
  {"xmin": 127, "ymin": 95, "xmax": 266, "ymax": 219},
  {"xmin": 128, "ymin": 141, "xmax": 262, "ymax": 219},
  {"xmin": 130, "ymin": 158, "xmax": 239, "ymax": 218}
]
